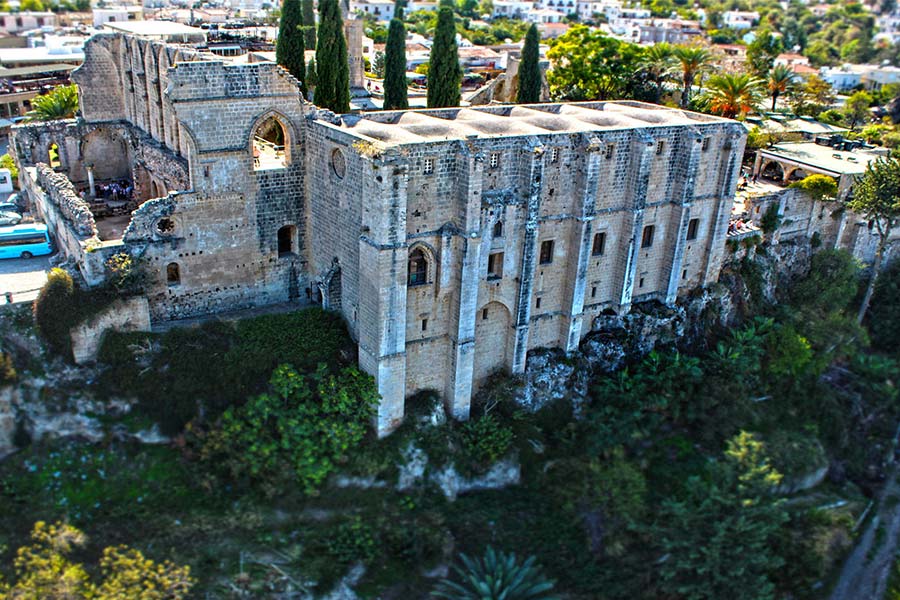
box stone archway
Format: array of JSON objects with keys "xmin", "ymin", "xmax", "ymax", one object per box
[
  {"xmin": 473, "ymin": 301, "xmax": 512, "ymax": 389},
  {"xmin": 761, "ymin": 160, "xmax": 785, "ymax": 183},
  {"xmin": 81, "ymin": 128, "xmax": 130, "ymax": 182}
]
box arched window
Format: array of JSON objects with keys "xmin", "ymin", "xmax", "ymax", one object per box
[
  {"xmin": 166, "ymin": 262, "xmax": 180, "ymax": 286},
  {"xmin": 493, "ymin": 220, "xmax": 503, "ymax": 238},
  {"xmin": 277, "ymin": 225, "xmax": 296, "ymax": 256},
  {"xmin": 252, "ymin": 116, "xmax": 288, "ymax": 170},
  {"xmin": 408, "ymin": 248, "xmax": 428, "ymax": 286},
  {"xmin": 48, "ymin": 143, "xmax": 61, "ymax": 169}
]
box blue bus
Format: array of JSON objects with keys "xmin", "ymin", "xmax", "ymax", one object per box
[{"xmin": 0, "ymin": 224, "xmax": 53, "ymax": 259}]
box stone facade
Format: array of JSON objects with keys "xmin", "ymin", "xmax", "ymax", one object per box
[{"xmin": 12, "ymin": 32, "xmax": 746, "ymax": 436}]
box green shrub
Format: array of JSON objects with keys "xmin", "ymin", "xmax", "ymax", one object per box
[
  {"xmin": 0, "ymin": 153, "xmax": 18, "ymax": 183},
  {"xmin": 432, "ymin": 546, "xmax": 557, "ymax": 600},
  {"xmin": 327, "ymin": 516, "xmax": 378, "ymax": 565},
  {"xmin": 459, "ymin": 414, "xmax": 514, "ymax": 470},
  {"xmin": 198, "ymin": 364, "xmax": 378, "ymax": 495},
  {"xmin": 868, "ymin": 258, "xmax": 900, "ymax": 354},
  {"xmin": 760, "ymin": 203, "xmax": 781, "ymax": 234},
  {"xmin": 32, "ymin": 268, "xmax": 76, "ymax": 357}
]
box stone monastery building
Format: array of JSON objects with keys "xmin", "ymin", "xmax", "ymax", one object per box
[{"xmin": 11, "ymin": 32, "xmax": 747, "ymax": 435}]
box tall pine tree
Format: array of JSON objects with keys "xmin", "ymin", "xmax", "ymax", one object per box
[
  {"xmin": 302, "ymin": 0, "xmax": 316, "ymax": 50},
  {"xmin": 383, "ymin": 16, "xmax": 408, "ymax": 110},
  {"xmin": 516, "ymin": 23, "xmax": 540, "ymax": 104},
  {"xmin": 277, "ymin": 0, "xmax": 307, "ymax": 98},
  {"xmin": 427, "ymin": 4, "xmax": 461, "ymax": 108},
  {"xmin": 315, "ymin": 0, "xmax": 350, "ymax": 113}
]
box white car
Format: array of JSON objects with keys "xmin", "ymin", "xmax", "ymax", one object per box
[{"xmin": 0, "ymin": 211, "xmax": 22, "ymax": 226}]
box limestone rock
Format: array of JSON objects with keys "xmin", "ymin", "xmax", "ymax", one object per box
[{"xmin": 431, "ymin": 457, "xmax": 521, "ymax": 501}]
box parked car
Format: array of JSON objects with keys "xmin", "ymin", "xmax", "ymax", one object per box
[{"xmin": 0, "ymin": 211, "xmax": 22, "ymax": 226}]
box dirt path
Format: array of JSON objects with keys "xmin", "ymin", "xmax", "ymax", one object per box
[{"xmin": 830, "ymin": 470, "xmax": 900, "ymax": 600}]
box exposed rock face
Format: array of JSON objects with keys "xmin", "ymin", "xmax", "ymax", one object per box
[{"xmin": 430, "ymin": 457, "xmax": 521, "ymax": 501}]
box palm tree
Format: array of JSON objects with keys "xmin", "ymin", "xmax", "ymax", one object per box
[
  {"xmin": 25, "ymin": 84, "xmax": 79, "ymax": 121},
  {"xmin": 767, "ymin": 64, "xmax": 795, "ymax": 111},
  {"xmin": 701, "ymin": 73, "xmax": 764, "ymax": 119},
  {"xmin": 640, "ymin": 42, "xmax": 675, "ymax": 104},
  {"xmin": 672, "ymin": 45, "xmax": 713, "ymax": 109}
]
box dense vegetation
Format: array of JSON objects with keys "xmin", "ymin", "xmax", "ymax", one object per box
[{"xmin": 4, "ymin": 240, "xmax": 900, "ymax": 596}]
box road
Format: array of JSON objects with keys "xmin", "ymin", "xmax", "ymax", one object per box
[{"xmin": 0, "ymin": 254, "xmax": 51, "ymax": 304}]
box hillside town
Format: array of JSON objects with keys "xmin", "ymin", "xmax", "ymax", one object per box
[{"xmin": 0, "ymin": 0, "xmax": 899, "ymax": 598}]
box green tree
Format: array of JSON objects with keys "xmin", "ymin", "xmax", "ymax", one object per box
[
  {"xmin": 767, "ymin": 64, "xmax": 795, "ymax": 111},
  {"xmin": 640, "ymin": 42, "xmax": 674, "ymax": 104},
  {"xmin": 3, "ymin": 521, "xmax": 193, "ymax": 599},
  {"xmin": 701, "ymin": 72, "xmax": 764, "ymax": 119},
  {"xmin": 25, "ymin": 84, "xmax": 78, "ymax": 121},
  {"xmin": 315, "ymin": 0, "xmax": 350, "ymax": 113},
  {"xmin": 844, "ymin": 90, "xmax": 873, "ymax": 131},
  {"xmin": 33, "ymin": 268, "xmax": 76, "ymax": 357},
  {"xmin": 655, "ymin": 432, "xmax": 787, "ymax": 600},
  {"xmin": 869, "ymin": 258, "xmax": 900, "ymax": 352},
  {"xmin": 0, "ymin": 153, "xmax": 18, "ymax": 183},
  {"xmin": 672, "ymin": 44, "xmax": 712, "ymax": 108},
  {"xmin": 788, "ymin": 173, "xmax": 838, "ymax": 202},
  {"xmin": 516, "ymin": 23, "xmax": 541, "ymax": 104},
  {"xmin": 306, "ymin": 56, "xmax": 318, "ymax": 93},
  {"xmin": 547, "ymin": 26, "xmax": 645, "ymax": 101},
  {"xmin": 432, "ymin": 546, "xmax": 557, "ymax": 599},
  {"xmin": 848, "ymin": 156, "xmax": 900, "ymax": 322},
  {"xmin": 383, "ymin": 16, "xmax": 409, "ymax": 110},
  {"xmin": 199, "ymin": 364, "xmax": 378, "ymax": 495},
  {"xmin": 791, "ymin": 74, "xmax": 834, "ymax": 117},
  {"xmin": 277, "ymin": 0, "xmax": 307, "ymax": 97},
  {"xmin": 427, "ymin": 5, "xmax": 462, "ymax": 108},
  {"xmin": 302, "ymin": 0, "xmax": 316, "ymax": 49},
  {"xmin": 746, "ymin": 29, "xmax": 783, "ymax": 78}
]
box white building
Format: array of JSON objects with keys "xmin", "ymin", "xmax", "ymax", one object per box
[
  {"xmin": 93, "ymin": 6, "xmax": 144, "ymax": 29},
  {"xmin": 491, "ymin": 0, "xmax": 533, "ymax": 19},
  {"xmin": 350, "ymin": 0, "xmax": 396, "ymax": 21},
  {"xmin": 526, "ymin": 7, "xmax": 566, "ymax": 23},
  {"xmin": 819, "ymin": 65, "xmax": 864, "ymax": 92},
  {"xmin": 575, "ymin": 0, "xmax": 621, "ymax": 21},
  {"xmin": 722, "ymin": 10, "xmax": 758, "ymax": 30},
  {"xmin": 406, "ymin": 0, "xmax": 439, "ymax": 12}
]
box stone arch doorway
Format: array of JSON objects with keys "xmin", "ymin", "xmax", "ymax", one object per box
[
  {"xmin": 760, "ymin": 160, "xmax": 785, "ymax": 183},
  {"xmin": 473, "ymin": 301, "xmax": 512, "ymax": 389},
  {"xmin": 81, "ymin": 128, "xmax": 130, "ymax": 182}
]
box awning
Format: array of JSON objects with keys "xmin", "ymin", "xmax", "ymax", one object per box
[{"xmin": 0, "ymin": 63, "xmax": 79, "ymax": 78}]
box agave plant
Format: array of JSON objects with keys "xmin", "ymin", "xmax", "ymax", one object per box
[
  {"xmin": 431, "ymin": 546, "xmax": 557, "ymax": 600},
  {"xmin": 25, "ymin": 84, "xmax": 79, "ymax": 122}
]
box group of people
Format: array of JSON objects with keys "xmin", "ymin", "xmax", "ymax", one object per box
[
  {"xmin": 78, "ymin": 180, "xmax": 134, "ymax": 203},
  {"xmin": 737, "ymin": 170, "xmax": 759, "ymax": 191}
]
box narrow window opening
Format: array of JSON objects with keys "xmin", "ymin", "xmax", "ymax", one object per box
[
  {"xmin": 656, "ymin": 140, "xmax": 665, "ymax": 155},
  {"xmin": 493, "ymin": 220, "xmax": 503, "ymax": 238},
  {"xmin": 536, "ymin": 297, "xmax": 542, "ymax": 309},
  {"xmin": 422, "ymin": 318, "xmax": 428, "ymax": 331},
  {"xmin": 482, "ymin": 308, "xmax": 488, "ymax": 320},
  {"xmin": 487, "ymin": 252, "xmax": 504, "ymax": 279},
  {"xmin": 489, "ymin": 152, "xmax": 500, "ymax": 169},
  {"xmin": 166, "ymin": 262, "xmax": 180, "ymax": 286},
  {"xmin": 639, "ymin": 277, "xmax": 645, "ymax": 288},
  {"xmin": 682, "ymin": 269, "xmax": 687, "ymax": 279},
  {"xmin": 48, "ymin": 143, "xmax": 61, "ymax": 168},
  {"xmin": 278, "ymin": 225, "xmax": 296, "ymax": 256},
  {"xmin": 592, "ymin": 231, "xmax": 606, "ymax": 256},
  {"xmin": 550, "ymin": 147, "xmax": 560, "ymax": 163},
  {"xmin": 408, "ymin": 248, "xmax": 428, "ymax": 285},
  {"xmin": 701, "ymin": 137, "xmax": 710, "ymax": 151},
  {"xmin": 686, "ymin": 218, "xmax": 699, "ymax": 240},
  {"xmin": 605, "ymin": 144, "xmax": 615, "ymax": 159},
  {"xmin": 252, "ymin": 116, "xmax": 288, "ymax": 170},
  {"xmin": 423, "ymin": 157, "xmax": 434, "ymax": 175},
  {"xmin": 591, "ymin": 286, "xmax": 597, "ymax": 298},
  {"xmin": 539, "ymin": 240, "xmax": 554, "ymax": 264},
  {"xmin": 641, "ymin": 225, "xmax": 655, "ymax": 248}
]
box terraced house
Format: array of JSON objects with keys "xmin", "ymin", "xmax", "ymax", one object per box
[{"xmin": 10, "ymin": 31, "xmax": 746, "ymax": 435}]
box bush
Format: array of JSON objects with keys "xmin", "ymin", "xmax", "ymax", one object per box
[
  {"xmin": 760, "ymin": 203, "xmax": 781, "ymax": 234},
  {"xmin": 459, "ymin": 414, "xmax": 514, "ymax": 470},
  {"xmin": 32, "ymin": 268, "xmax": 76, "ymax": 357},
  {"xmin": 868, "ymin": 258, "xmax": 900, "ymax": 354},
  {"xmin": 0, "ymin": 153, "xmax": 18, "ymax": 183},
  {"xmin": 432, "ymin": 546, "xmax": 556, "ymax": 600},
  {"xmin": 326, "ymin": 516, "xmax": 378, "ymax": 565},
  {"xmin": 197, "ymin": 364, "xmax": 378, "ymax": 495}
]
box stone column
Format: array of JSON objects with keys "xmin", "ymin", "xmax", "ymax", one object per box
[
  {"xmin": 618, "ymin": 133, "xmax": 655, "ymax": 312},
  {"xmin": 87, "ymin": 166, "xmax": 96, "ymax": 197},
  {"xmin": 664, "ymin": 132, "xmax": 703, "ymax": 305},
  {"xmin": 701, "ymin": 127, "xmax": 745, "ymax": 285},
  {"xmin": 511, "ymin": 144, "xmax": 546, "ymax": 374},
  {"xmin": 564, "ymin": 136, "xmax": 601, "ymax": 352},
  {"xmin": 357, "ymin": 156, "xmax": 409, "ymax": 437},
  {"xmin": 344, "ymin": 18, "xmax": 367, "ymax": 93},
  {"xmin": 447, "ymin": 146, "xmax": 484, "ymax": 420}
]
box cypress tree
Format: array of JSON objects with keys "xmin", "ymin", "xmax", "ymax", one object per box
[
  {"xmin": 277, "ymin": 0, "xmax": 307, "ymax": 97},
  {"xmin": 427, "ymin": 5, "xmax": 461, "ymax": 108},
  {"xmin": 315, "ymin": 0, "xmax": 351, "ymax": 113},
  {"xmin": 306, "ymin": 57, "xmax": 318, "ymax": 101},
  {"xmin": 516, "ymin": 23, "xmax": 541, "ymax": 104},
  {"xmin": 383, "ymin": 17, "xmax": 408, "ymax": 110},
  {"xmin": 302, "ymin": 0, "xmax": 316, "ymax": 50}
]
